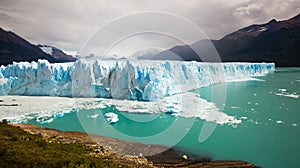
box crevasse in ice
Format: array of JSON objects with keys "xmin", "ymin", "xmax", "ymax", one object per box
[{"xmin": 0, "ymin": 59, "xmax": 275, "ymax": 101}]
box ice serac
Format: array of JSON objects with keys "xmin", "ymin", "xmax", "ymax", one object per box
[{"xmin": 0, "ymin": 59, "xmax": 275, "ymax": 100}]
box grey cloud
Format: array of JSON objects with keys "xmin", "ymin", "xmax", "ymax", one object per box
[{"xmin": 0, "ymin": 0, "xmax": 299, "ymax": 55}]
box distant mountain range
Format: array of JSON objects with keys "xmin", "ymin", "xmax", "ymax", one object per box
[
  {"xmin": 1, "ymin": 13, "xmax": 299, "ymax": 66},
  {"xmin": 154, "ymin": 13, "xmax": 300, "ymax": 66},
  {"xmin": 0, "ymin": 28, "xmax": 76, "ymax": 66}
]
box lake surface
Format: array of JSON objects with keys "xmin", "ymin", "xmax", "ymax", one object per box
[{"xmin": 26, "ymin": 68, "xmax": 300, "ymax": 168}]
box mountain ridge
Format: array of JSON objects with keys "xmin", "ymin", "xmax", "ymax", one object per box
[
  {"xmin": 0, "ymin": 28, "xmax": 76, "ymax": 66},
  {"xmin": 1, "ymin": 13, "xmax": 299, "ymax": 66},
  {"xmin": 153, "ymin": 13, "xmax": 300, "ymax": 66}
]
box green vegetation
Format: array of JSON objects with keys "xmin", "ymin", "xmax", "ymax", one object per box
[{"xmin": 0, "ymin": 120, "xmax": 129, "ymax": 168}]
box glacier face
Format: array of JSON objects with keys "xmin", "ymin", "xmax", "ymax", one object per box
[{"xmin": 0, "ymin": 59, "xmax": 275, "ymax": 101}]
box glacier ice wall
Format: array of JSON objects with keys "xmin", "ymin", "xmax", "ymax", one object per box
[{"xmin": 0, "ymin": 59, "xmax": 275, "ymax": 101}]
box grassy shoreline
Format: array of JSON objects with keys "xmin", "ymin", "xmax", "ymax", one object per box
[{"xmin": 0, "ymin": 120, "xmax": 258, "ymax": 168}]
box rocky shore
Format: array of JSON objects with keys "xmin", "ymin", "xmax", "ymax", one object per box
[{"xmin": 12, "ymin": 123, "xmax": 259, "ymax": 168}]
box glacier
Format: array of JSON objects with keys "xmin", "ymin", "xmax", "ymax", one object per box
[
  {"xmin": 0, "ymin": 59, "xmax": 275, "ymax": 125},
  {"xmin": 0, "ymin": 59, "xmax": 275, "ymax": 100}
]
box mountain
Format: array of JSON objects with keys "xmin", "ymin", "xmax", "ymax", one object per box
[
  {"xmin": 154, "ymin": 14, "xmax": 300, "ymax": 66},
  {"xmin": 37, "ymin": 45, "xmax": 76, "ymax": 62},
  {"xmin": 127, "ymin": 48, "xmax": 162, "ymax": 60},
  {"xmin": 0, "ymin": 28, "xmax": 76, "ymax": 66}
]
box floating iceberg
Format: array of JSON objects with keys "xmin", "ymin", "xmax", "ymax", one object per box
[
  {"xmin": 0, "ymin": 59, "xmax": 275, "ymax": 101},
  {"xmin": 104, "ymin": 112, "xmax": 119, "ymax": 124},
  {"xmin": 90, "ymin": 114, "xmax": 100, "ymax": 119},
  {"xmin": 103, "ymin": 92, "xmax": 241, "ymax": 125}
]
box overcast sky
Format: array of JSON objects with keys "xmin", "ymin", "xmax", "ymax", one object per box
[{"xmin": 0, "ymin": 0, "xmax": 299, "ymax": 56}]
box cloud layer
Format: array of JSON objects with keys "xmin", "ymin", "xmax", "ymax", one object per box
[{"xmin": 0, "ymin": 0, "xmax": 299, "ymax": 55}]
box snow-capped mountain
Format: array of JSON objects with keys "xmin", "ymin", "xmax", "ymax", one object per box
[
  {"xmin": 37, "ymin": 45, "xmax": 76, "ymax": 62},
  {"xmin": 127, "ymin": 48, "xmax": 162, "ymax": 60},
  {"xmin": 0, "ymin": 27, "xmax": 76, "ymax": 66}
]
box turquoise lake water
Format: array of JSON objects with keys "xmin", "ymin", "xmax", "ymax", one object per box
[{"xmin": 27, "ymin": 68, "xmax": 300, "ymax": 168}]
